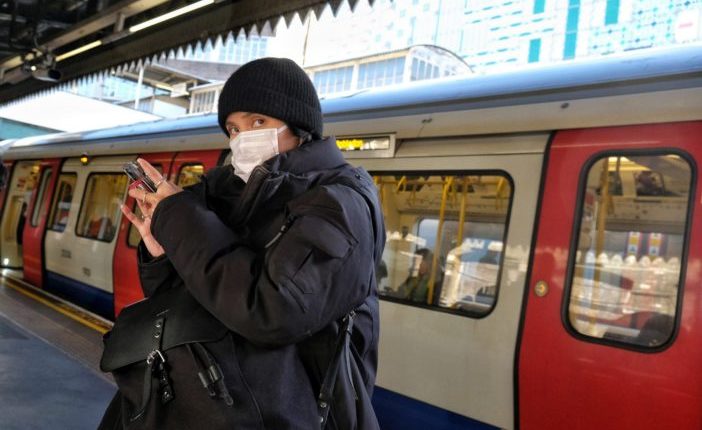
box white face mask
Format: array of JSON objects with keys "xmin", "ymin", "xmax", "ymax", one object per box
[{"xmin": 229, "ymin": 125, "xmax": 287, "ymax": 182}]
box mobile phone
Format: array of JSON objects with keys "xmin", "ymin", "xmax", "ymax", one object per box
[{"xmin": 123, "ymin": 161, "xmax": 157, "ymax": 193}]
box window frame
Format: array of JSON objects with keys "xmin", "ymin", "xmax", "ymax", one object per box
[
  {"xmin": 47, "ymin": 172, "xmax": 77, "ymax": 233},
  {"xmin": 562, "ymin": 148, "xmax": 696, "ymax": 352},
  {"xmin": 372, "ymin": 169, "xmax": 515, "ymax": 319},
  {"xmin": 75, "ymin": 172, "xmax": 128, "ymax": 243}
]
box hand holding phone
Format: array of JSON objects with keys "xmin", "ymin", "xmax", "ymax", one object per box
[
  {"xmin": 121, "ymin": 158, "xmax": 184, "ymax": 258},
  {"xmin": 123, "ymin": 161, "xmax": 157, "ymax": 192}
]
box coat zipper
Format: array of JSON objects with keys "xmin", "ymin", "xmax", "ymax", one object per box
[{"xmin": 264, "ymin": 215, "xmax": 297, "ymax": 249}]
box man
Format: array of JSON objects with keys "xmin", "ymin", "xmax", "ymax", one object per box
[
  {"xmin": 398, "ymin": 248, "xmax": 433, "ymax": 303},
  {"xmin": 102, "ymin": 57, "xmax": 386, "ymax": 429}
]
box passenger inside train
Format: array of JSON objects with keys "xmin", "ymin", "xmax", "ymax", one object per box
[
  {"xmin": 76, "ymin": 175, "xmax": 126, "ymax": 242},
  {"xmin": 378, "ymin": 174, "xmax": 510, "ymax": 312},
  {"xmin": 50, "ymin": 178, "xmax": 74, "ymax": 232},
  {"xmin": 396, "ymin": 248, "xmax": 435, "ymax": 303},
  {"xmin": 635, "ymin": 170, "xmax": 666, "ymax": 196}
]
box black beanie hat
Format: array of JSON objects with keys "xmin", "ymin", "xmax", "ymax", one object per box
[{"xmin": 217, "ymin": 57, "xmax": 323, "ymax": 139}]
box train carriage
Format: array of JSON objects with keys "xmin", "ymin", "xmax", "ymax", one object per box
[{"xmin": 0, "ymin": 44, "xmax": 701, "ymax": 429}]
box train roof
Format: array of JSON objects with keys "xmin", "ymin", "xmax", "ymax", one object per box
[
  {"xmin": 2, "ymin": 43, "xmax": 701, "ymax": 159},
  {"xmin": 323, "ymin": 43, "xmax": 702, "ymax": 120}
]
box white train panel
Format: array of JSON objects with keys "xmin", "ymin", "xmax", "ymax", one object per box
[
  {"xmin": 355, "ymin": 142, "xmax": 546, "ymax": 429},
  {"xmin": 44, "ymin": 156, "xmax": 134, "ymax": 293}
]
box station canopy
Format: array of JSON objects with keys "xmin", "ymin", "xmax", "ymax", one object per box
[
  {"xmin": 0, "ymin": 91, "xmax": 160, "ymax": 132},
  {"xmin": 0, "ymin": 0, "xmax": 377, "ymax": 103}
]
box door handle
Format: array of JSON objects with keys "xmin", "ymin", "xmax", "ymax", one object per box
[
  {"xmin": 534, "ymin": 281, "xmax": 549, "ymax": 297},
  {"xmin": 60, "ymin": 249, "xmax": 71, "ymax": 259}
]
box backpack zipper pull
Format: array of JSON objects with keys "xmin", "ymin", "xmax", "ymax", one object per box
[{"xmin": 156, "ymin": 356, "xmax": 174, "ymax": 405}]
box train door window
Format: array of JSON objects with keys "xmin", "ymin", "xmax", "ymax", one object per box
[
  {"xmin": 127, "ymin": 165, "xmax": 163, "ymax": 248},
  {"xmin": 76, "ymin": 174, "xmax": 128, "ymax": 242},
  {"xmin": 375, "ymin": 174, "xmax": 513, "ymax": 316},
  {"xmin": 568, "ymin": 154, "xmax": 692, "ymax": 348},
  {"xmin": 127, "ymin": 208, "xmax": 143, "ymax": 248},
  {"xmin": 176, "ymin": 164, "xmax": 204, "ymax": 187},
  {"xmin": 30, "ymin": 168, "xmax": 52, "ymax": 227},
  {"xmin": 0, "ymin": 161, "xmax": 40, "ymax": 264},
  {"xmin": 47, "ymin": 174, "xmax": 77, "ymax": 232}
]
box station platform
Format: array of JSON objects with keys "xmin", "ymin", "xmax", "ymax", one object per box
[{"xmin": 0, "ymin": 272, "xmax": 115, "ymax": 430}]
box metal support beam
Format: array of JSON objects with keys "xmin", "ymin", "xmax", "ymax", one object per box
[
  {"xmin": 0, "ymin": 13, "xmax": 72, "ymax": 29},
  {"xmin": 0, "ymin": 0, "xmax": 170, "ymax": 77},
  {"xmin": 0, "ymin": 0, "xmax": 328, "ymax": 103}
]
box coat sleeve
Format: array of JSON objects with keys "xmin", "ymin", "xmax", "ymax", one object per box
[
  {"xmin": 136, "ymin": 242, "xmax": 180, "ymax": 297},
  {"xmin": 135, "ymin": 168, "xmax": 239, "ymax": 297},
  {"xmin": 149, "ymin": 183, "xmax": 374, "ymax": 347}
]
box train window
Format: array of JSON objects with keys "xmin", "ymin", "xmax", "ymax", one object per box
[
  {"xmin": 47, "ymin": 174, "xmax": 77, "ymax": 232},
  {"xmin": 76, "ymin": 174, "xmax": 128, "ymax": 242},
  {"xmin": 568, "ymin": 154, "xmax": 692, "ymax": 348},
  {"xmin": 30, "ymin": 168, "xmax": 52, "ymax": 227},
  {"xmin": 176, "ymin": 164, "xmax": 204, "ymax": 187},
  {"xmin": 375, "ymin": 173, "xmax": 512, "ymax": 316}
]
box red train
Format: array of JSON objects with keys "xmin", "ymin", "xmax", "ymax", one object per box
[{"xmin": 0, "ymin": 45, "xmax": 701, "ymax": 429}]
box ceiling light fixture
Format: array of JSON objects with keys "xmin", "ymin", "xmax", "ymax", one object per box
[
  {"xmin": 56, "ymin": 40, "xmax": 103, "ymax": 62},
  {"xmin": 129, "ymin": 0, "xmax": 215, "ymax": 33},
  {"xmin": 21, "ymin": 48, "xmax": 62, "ymax": 82}
]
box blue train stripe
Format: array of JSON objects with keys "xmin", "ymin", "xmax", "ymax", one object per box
[
  {"xmin": 372, "ymin": 386, "xmax": 498, "ymax": 430},
  {"xmin": 45, "ymin": 271, "xmax": 114, "ymax": 320}
]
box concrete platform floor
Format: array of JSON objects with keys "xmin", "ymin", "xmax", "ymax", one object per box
[{"xmin": 0, "ymin": 275, "xmax": 115, "ymax": 430}]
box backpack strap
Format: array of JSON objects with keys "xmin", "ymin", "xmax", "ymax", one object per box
[
  {"xmin": 187, "ymin": 343, "xmax": 234, "ymax": 406},
  {"xmin": 129, "ymin": 316, "xmax": 174, "ymax": 422}
]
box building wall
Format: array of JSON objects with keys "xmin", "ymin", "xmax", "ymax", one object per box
[
  {"xmin": 451, "ymin": 0, "xmax": 702, "ymax": 72},
  {"xmin": 0, "ymin": 118, "xmax": 57, "ymax": 139},
  {"xmin": 297, "ymin": 0, "xmax": 702, "ymax": 74}
]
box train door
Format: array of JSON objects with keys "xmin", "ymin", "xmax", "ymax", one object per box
[
  {"xmin": 0, "ymin": 160, "xmax": 11, "ymax": 258},
  {"xmin": 22, "ymin": 159, "xmax": 61, "ymax": 288},
  {"xmin": 0, "ymin": 160, "xmax": 41, "ymax": 269},
  {"xmin": 357, "ymin": 134, "xmax": 548, "ymax": 430},
  {"xmin": 0, "ymin": 160, "xmax": 10, "ymax": 213},
  {"xmin": 44, "ymin": 156, "xmax": 131, "ymax": 319},
  {"xmin": 518, "ymin": 122, "xmax": 702, "ymax": 428},
  {"xmin": 112, "ymin": 153, "xmax": 173, "ymax": 317},
  {"xmin": 111, "ymin": 150, "xmax": 221, "ymax": 317}
]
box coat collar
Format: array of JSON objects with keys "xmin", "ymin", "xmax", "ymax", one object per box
[
  {"xmin": 264, "ymin": 136, "xmax": 347, "ymax": 175},
  {"xmin": 232, "ymin": 136, "xmax": 348, "ymax": 226}
]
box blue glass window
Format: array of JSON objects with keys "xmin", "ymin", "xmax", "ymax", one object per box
[
  {"xmin": 563, "ymin": 0, "xmax": 580, "ymax": 59},
  {"xmin": 358, "ymin": 57, "xmax": 406, "ymax": 89},
  {"xmin": 528, "ymin": 39, "xmax": 541, "ymax": 63},
  {"xmin": 605, "ymin": 0, "xmax": 620, "ymax": 25},
  {"xmin": 533, "ymin": 0, "xmax": 545, "ymax": 14},
  {"xmin": 312, "ymin": 66, "xmax": 354, "ymax": 95}
]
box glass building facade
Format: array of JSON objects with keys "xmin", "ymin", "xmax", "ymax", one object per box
[
  {"xmin": 453, "ymin": 0, "xmax": 702, "ymax": 72},
  {"xmin": 302, "ymin": 0, "xmax": 702, "ymax": 74}
]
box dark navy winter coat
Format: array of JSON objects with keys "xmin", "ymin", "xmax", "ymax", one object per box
[{"xmin": 100, "ymin": 137, "xmax": 385, "ymax": 429}]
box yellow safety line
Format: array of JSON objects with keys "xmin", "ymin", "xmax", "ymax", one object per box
[{"xmin": 3, "ymin": 279, "xmax": 111, "ymax": 334}]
